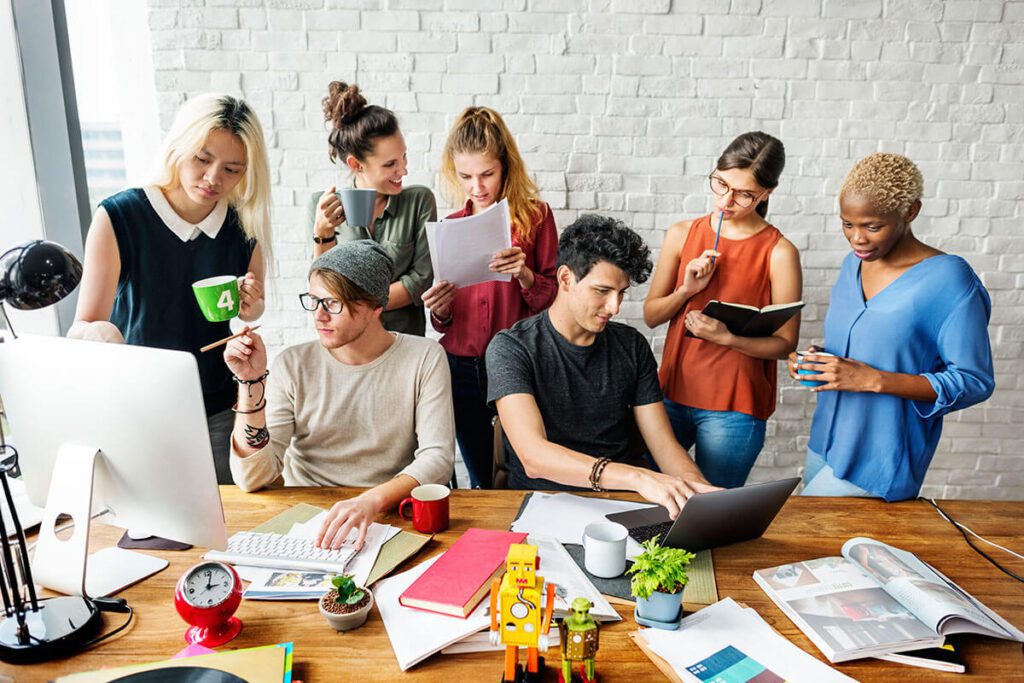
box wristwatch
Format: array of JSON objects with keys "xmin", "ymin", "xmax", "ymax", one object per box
[{"xmin": 312, "ymin": 231, "xmax": 338, "ymax": 244}]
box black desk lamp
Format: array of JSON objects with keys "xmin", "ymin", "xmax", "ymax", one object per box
[{"xmin": 0, "ymin": 240, "xmax": 102, "ymax": 663}]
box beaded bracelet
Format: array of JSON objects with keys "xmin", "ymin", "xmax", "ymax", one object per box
[{"xmin": 589, "ymin": 457, "xmax": 611, "ymax": 492}]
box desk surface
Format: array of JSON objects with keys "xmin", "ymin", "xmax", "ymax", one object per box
[{"xmin": 6, "ymin": 488, "xmax": 1024, "ymax": 682}]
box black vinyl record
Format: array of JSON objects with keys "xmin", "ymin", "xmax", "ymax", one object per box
[{"xmin": 111, "ymin": 667, "xmax": 249, "ymax": 683}]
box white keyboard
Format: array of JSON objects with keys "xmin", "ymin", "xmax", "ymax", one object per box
[{"xmin": 205, "ymin": 531, "xmax": 356, "ymax": 573}]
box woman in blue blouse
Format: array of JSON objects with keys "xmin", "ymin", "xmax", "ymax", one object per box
[{"xmin": 789, "ymin": 153, "xmax": 994, "ymax": 501}]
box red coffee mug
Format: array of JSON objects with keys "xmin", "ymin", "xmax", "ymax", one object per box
[{"xmin": 399, "ymin": 484, "xmax": 450, "ymax": 534}]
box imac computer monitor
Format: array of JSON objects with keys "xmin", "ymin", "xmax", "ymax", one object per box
[{"xmin": 0, "ymin": 335, "xmax": 227, "ymax": 552}]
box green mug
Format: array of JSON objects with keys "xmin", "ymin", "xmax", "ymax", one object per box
[{"xmin": 192, "ymin": 275, "xmax": 240, "ymax": 322}]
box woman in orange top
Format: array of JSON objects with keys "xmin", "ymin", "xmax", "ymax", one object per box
[{"xmin": 644, "ymin": 132, "xmax": 802, "ymax": 488}]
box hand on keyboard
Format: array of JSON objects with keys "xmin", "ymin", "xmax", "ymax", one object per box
[
  {"xmin": 317, "ymin": 495, "xmax": 377, "ymax": 551},
  {"xmin": 205, "ymin": 531, "xmax": 357, "ymax": 574}
]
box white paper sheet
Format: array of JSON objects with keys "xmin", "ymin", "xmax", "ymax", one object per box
[
  {"xmin": 511, "ymin": 492, "xmax": 656, "ymax": 559},
  {"xmin": 526, "ymin": 535, "xmax": 620, "ymax": 622},
  {"xmin": 375, "ymin": 553, "xmax": 491, "ymax": 671},
  {"xmin": 638, "ymin": 598, "xmax": 855, "ymax": 682},
  {"xmin": 426, "ymin": 198, "xmax": 513, "ymax": 287}
]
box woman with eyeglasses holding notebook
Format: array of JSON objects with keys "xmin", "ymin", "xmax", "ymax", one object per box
[{"xmin": 644, "ymin": 132, "xmax": 803, "ymax": 488}]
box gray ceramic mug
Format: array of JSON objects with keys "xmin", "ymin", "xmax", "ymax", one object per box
[{"xmin": 337, "ymin": 188, "xmax": 376, "ymax": 228}]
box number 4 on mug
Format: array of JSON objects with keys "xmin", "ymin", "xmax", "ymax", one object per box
[{"xmin": 217, "ymin": 289, "xmax": 235, "ymax": 311}]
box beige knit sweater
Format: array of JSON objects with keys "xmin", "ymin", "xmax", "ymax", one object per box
[{"xmin": 230, "ymin": 334, "xmax": 455, "ymax": 491}]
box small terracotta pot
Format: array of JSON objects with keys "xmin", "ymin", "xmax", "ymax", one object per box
[{"xmin": 319, "ymin": 587, "xmax": 374, "ymax": 632}]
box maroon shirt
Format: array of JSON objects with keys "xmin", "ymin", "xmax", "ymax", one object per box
[{"xmin": 432, "ymin": 199, "xmax": 558, "ymax": 358}]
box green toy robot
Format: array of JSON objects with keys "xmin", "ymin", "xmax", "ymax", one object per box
[{"xmin": 558, "ymin": 597, "xmax": 599, "ymax": 683}]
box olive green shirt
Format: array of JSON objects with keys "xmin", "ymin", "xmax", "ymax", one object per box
[{"xmin": 308, "ymin": 185, "xmax": 436, "ymax": 335}]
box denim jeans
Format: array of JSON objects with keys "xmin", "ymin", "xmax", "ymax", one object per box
[
  {"xmin": 447, "ymin": 353, "xmax": 496, "ymax": 489},
  {"xmin": 801, "ymin": 449, "xmax": 874, "ymax": 497},
  {"xmin": 662, "ymin": 399, "xmax": 766, "ymax": 488}
]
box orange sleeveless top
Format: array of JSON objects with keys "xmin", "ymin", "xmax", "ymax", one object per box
[{"xmin": 658, "ymin": 214, "xmax": 782, "ymax": 421}]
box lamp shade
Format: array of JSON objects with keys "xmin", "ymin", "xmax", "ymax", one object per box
[{"xmin": 0, "ymin": 240, "xmax": 82, "ymax": 310}]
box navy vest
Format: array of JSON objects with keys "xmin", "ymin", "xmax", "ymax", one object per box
[{"xmin": 102, "ymin": 188, "xmax": 255, "ymax": 414}]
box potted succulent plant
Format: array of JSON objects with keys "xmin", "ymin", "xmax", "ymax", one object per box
[
  {"xmin": 626, "ymin": 535, "xmax": 695, "ymax": 629},
  {"xmin": 319, "ymin": 573, "xmax": 373, "ymax": 632}
]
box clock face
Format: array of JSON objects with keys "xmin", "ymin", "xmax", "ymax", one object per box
[{"xmin": 183, "ymin": 563, "xmax": 235, "ymax": 608}]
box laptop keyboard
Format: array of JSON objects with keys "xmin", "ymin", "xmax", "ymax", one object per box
[{"xmin": 628, "ymin": 521, "xmax": 674, "ymax": 546}]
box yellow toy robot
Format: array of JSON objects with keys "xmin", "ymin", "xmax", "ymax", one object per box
[{"xmin": 488, "ymin": 543, "xmax": 556, "ymax": 683}]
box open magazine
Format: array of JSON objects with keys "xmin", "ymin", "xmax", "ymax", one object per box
[{"xmin": 753, "ymin": 537, "xmax": 1024, "ymax": 663}]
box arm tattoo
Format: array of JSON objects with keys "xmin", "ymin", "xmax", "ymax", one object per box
[{"xmin": 244, "ymin": 424, "xmax": 270, "ymax": 450}]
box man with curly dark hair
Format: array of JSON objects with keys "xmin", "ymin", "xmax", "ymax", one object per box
[{"xmin": 486, "ymin": 215, "xmax": 715, "ymax": 517}]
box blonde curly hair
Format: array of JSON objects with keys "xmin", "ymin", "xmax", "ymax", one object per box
[{"xmin": 839, "ymin": 153, "xmax": 923, "ymax": 217}]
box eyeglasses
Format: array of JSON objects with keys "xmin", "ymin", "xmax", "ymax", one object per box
[
  {"xmin": 299, "ymin": 293, "xmax": 344, "ymax": 315},
  {"xmin": 708, "ymin": 173, "xmax": 766, "ymax": 209}
]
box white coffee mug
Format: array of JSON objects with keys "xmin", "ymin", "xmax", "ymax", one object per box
[{"xmin": 581, "ymin": 521, "xmax": 628, "ymax": 578}]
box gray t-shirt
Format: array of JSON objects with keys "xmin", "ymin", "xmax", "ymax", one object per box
[{"xmin": 485, "ymin": 311, "xmax": 663, "ymax": 490}]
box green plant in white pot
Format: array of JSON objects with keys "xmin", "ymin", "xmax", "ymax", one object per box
[
  {"xmin": 626, "ymin": 535, "xmax": 695, "ymax": 629},
  {"xmin": 319, "ymin": 573, "xmax": 373, "ymax": 632}
]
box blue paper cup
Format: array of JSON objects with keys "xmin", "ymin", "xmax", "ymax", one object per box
[{"xmin": 796, "ymin": 351, "xmax": 835, "ymax": 387}]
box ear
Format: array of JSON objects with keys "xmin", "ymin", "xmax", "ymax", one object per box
[
  {"xmin": 345, "ymin": 154, "xmax": 362, "ymax": 174},
  {"xmin": 903, "ymin": 199, "xmax": 922, "ymax": 224},
  {"xmin": 556, "ymin": 264, "xmax": 575, "ymax": 291}
]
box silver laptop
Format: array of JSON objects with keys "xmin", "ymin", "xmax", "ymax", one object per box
[{"xmin": 605, "ymin": 478, "xmax": 800, "ymax": 552}]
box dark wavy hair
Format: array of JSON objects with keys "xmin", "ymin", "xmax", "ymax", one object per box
[
  {"xmin": 558, "ymin": 215, "xmax": 652, "ymax": 285},
  {"xmin": 322, "ymin": 81, "xmax": 399, "ymax": 163}
]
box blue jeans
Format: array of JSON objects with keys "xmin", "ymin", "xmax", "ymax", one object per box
[
  {"xmin": 801, "ymin": 449, "xmax": 874, "ymax": 497},
  {"xmin": 663, "ymin": 399, "xmax": 766, "ymax": 488},
  {"xmin": 207, "ymin": 407, "xmax": 235, "ymax": 486},
  {"xmin": 447, "ymin": 353, "xmax": 496, "ymax": 489}
]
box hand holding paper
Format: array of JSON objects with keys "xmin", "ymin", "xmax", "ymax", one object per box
[{"xmin": 426, "ymin": 199, "xmax": 513, "ymax": 288}]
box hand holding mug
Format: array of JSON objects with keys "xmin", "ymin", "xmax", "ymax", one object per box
[
  {"xmin": 223, "ymin": 326, "xmax": 267, "ymax": 381},
  {"xmin": 315, "ymin": 186, "xmax": 344, "ymax": 237},
  {"xmin": 237, "ymin": 271, "xmax": 263, "ymax": 319}
]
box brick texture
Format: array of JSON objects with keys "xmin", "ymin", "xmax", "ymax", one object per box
[{"xmin": 146, "ymin": 0, "xmax": 1024, "ymax": 500}]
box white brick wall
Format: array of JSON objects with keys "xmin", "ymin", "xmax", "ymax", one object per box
[{"xmin": 146, "ymin": 0, "xmax": 1024, "ymax": 500}]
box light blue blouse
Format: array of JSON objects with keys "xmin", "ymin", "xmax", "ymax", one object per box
[{"xmin": 808, "ymin": 253, "xmax": 994, "ymax": 501}]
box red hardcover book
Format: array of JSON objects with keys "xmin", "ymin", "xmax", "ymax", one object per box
[{"xmin": 399, "ymin": 528, "xmax": 527, "ymax": 618}]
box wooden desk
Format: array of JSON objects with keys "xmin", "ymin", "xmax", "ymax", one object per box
[{"xmin": 5, "ymin": 489, "xmax": 1023, "ymax": 681}]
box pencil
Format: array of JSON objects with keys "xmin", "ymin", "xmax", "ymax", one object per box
[
  {"xmin": 711, "ymin": 211, "xmax": 724, "ymax": 264},
  {"xmin": 200, "ymin": 325, "xmax": 261, "ymax": 353}
]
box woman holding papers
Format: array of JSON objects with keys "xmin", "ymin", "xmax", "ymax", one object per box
[
  {"xmin": 790, "ymin": 153, "xmax": 994, "ymax": 501},
  {"xmin": 422, "ymin": 107, "xmax": 558, "ymax": 489},
  {"xmin": 311, "ymin": 81, "xmax": 436, "ymax": 335},
  {"xmin": 69, "ymin": 93, "xmax": 272, "ymax": 484},
  {"xmin": 643, "ymin": 132, "xmax": 803, "ymax": 488}
]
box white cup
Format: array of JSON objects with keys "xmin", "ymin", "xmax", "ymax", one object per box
[{"xmin": 581, "ymin": 521, "xmax": 628, "ymax": 578}]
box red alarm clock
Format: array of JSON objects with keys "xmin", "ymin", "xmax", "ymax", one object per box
[{"xmin": 174, "ymin": 560, "xmax": 243, "ymax": 647}]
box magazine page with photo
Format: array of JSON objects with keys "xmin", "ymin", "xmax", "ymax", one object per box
[{"xmin": 841, "ymin": 537, "xmax": 1022, "ymax": 640}]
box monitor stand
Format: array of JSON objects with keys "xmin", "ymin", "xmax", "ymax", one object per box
[{"xmin": 32, "ymin": 443, "xmax": 168, "ymax": 598}]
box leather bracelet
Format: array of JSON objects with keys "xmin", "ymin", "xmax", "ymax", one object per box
[
  {"xmin": 232, "ymin": 398, "xmax": 266, "ymax": 414},
  {"xmin": 589, "ymin": 457, "xmax": 611, "ymax": 492},
  {"xmin": 313, "ymin": 231, "xmax": 338, "ymax": 244}
]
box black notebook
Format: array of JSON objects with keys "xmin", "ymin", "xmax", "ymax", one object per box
[{"xmin": 685, "ymin": 300, "xmax": 803, "ymax": 338}]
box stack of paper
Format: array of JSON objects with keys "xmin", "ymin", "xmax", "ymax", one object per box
[
  {"xmin": 633, "ymin": 598, "xmax": 854, "ymax": 682},
  {"xmin": 511, "ymin": 492, "xmax": 657, "ymax": 559},
  {"xmin": 425, "ymin": 198, "xmax": 513, "ymax": 287},
  {"xmin": 377, "ymin": 534, "xmax": 622, "ymax": 670}
]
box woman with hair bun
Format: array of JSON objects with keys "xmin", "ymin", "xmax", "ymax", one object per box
[
  {"xmin": 790, "ymin": 153, "xmax": 994, "ymax": 501},
  {"xmin": 644, "ymin": 131, "xmax": 802, "ymax": 488},
  {"xmin": 421, "ymin": 106, "xmax": 558, "ymax": 489},
  {"xmin": 69, "ymin": 93, "xmax": 273, "ymax": 483},
  {"xmin": 310, "ymin": 81, "xmax": 436, "ymax": 335}
]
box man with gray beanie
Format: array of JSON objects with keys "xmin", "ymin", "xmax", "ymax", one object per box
[{"xmin": 224, "ymin": 240, "xmax": 454, "ymax": 549}]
